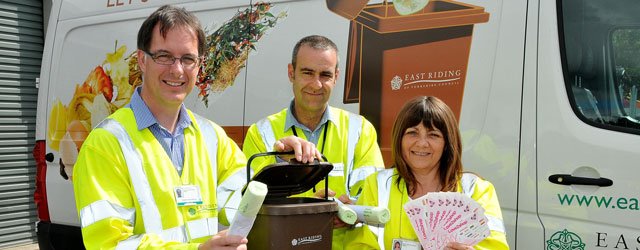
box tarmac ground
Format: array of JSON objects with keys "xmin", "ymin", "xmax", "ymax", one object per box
[{"xmin": 1, "ymin": 243, "xmax": 39, "ymax": 250}]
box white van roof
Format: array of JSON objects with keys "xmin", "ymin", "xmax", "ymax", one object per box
[{"xmin": 58, "ymin": 0, "xmax": 199, "ymax": 21}]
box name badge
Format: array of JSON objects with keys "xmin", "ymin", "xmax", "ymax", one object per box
[
  {"xmin": 391, "ymin": 238, "xmax": 422, "ymax": 250},
  {"xmin": 174, "ymin": 185, "xmax": 203, "ymax": 206},
  {"xmin": 329, "ymin": 163, "xmax": 344, "ymax": 176}
]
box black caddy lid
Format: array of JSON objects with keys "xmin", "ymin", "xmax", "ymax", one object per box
[{"xmin": 249, "ymin": 160, "xmax": 334, "ymax": 199}]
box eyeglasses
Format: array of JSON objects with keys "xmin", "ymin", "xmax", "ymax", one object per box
[{"xmin": 143, "ymin": 50, "xmax": 200, "ymax": 69}]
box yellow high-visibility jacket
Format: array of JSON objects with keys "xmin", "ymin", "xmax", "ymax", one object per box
[
  {"xmin": 73, "ymin": 108, "xmax": 246, "ymax": 249},
  {"xmin": 242, "ymin": 106, "xmax": 385, "ymax": 250},
  {"xmin": 345, "ymin": 168, "xmax": 509, "ymax": 250}
]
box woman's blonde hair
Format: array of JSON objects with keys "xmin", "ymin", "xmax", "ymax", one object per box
[{"xmin": 391, "ymin": 96, "xmax": 463, "ymax": 196}]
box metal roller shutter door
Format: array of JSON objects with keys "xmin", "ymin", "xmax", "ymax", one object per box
[{"xmin": 0, "ymin": 0, "xmax": 43, "ymax": 248}]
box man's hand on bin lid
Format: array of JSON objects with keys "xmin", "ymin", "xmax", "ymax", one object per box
[
  {"xmin": 273, "ymin": 136, "xmax": 322, "ymax": 163},
  {"xmin": 199, "ymin": 229, "xmax": 247, "ymax": 250}
]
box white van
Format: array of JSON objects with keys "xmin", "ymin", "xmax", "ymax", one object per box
[{"xmin": 32, "ymin": 0, "xmax": 640, "ymax": 249}]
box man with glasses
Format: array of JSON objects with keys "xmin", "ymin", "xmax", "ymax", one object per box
[
  {"xmin": 242, "ymin": 35, "xmax": 385, "ymax": 250},
  {"xmin": 73, "ymin": 5, "xmax": 320, "ymax": 249}
]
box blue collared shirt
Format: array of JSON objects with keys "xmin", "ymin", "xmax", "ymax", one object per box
[
  {"xmin": 127, "ymin": 87, "xmax": 192, "ymax": 176},
  {"xmin": 284, "ymin": 100, "xmax": 336, "ymax": 151}
]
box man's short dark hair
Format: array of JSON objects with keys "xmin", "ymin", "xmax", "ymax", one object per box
[
  {"xmin": 137, "ymin": 5, "xmax": 206, "ymax": 56},
  {"xmin": 291, "ymin": 35, "xmax": 339, "ymax": 70}
]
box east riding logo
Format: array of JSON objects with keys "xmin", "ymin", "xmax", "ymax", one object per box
[{"xmin": 546, "ymin": 229, "xmax": 586, "ymax": 250}]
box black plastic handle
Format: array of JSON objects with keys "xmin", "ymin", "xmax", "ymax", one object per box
[
  {"xmin": 245, "ymin": 151, "xmax": 330, "ymax": 199},
  {"xmin": 246, "ymin": 151, "xmax": 328, "ymax": 182},
  {"xmin": 548, "ymin": 174, "xmax": 613, "ymax": 187}
]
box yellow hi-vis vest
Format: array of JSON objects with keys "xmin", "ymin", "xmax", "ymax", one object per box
[
  {"xmin": 243, "ymin": 107, "xmax": 385, "ymax": 250},
  {"xmin": 73, "ymin": 108, "xmax": 246, "ymax": 250},
  {"xmin": 243, "ymin": 107, "xmax": 384, "ymax": 200},
  {"xmin": 345, "ymin": 168, "xmax": 509, "ymax": 250}
]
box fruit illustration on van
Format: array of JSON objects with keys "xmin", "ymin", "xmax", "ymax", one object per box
[
  {"xmin": 197, "ymin": 2, "xmax": 286, "ymax": 107},
  {"xmin": 47, "ymin": 3, "xmax": 286, "ymax": 180},
  {"xmin": 47, "ymin": 44, "xmax": 134, "ymax": 180}
]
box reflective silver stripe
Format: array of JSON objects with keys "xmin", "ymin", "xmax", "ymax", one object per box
[
  {"xmin": 461, "ymin": 173, "xmax": 505, "ymax": 233},
  {"xmin": 79, "ymin": 199, "xmax": 135, "ymax": 228},
  {"xmin": 460, "ymin": 173, "xmax": 477, "ymax": 198},
  {"xmin": 345, "ymin": 112, "xmax": 363, "ymax": 199},
  {"xmin": 217, "ymin": 168, "xmax": 249, "ymax": 224},
  {"xmin": 487, "ymin": 214, "xmax": 506, "ymax": 233},
  {"xmin": 347, "ymin": 166, "xmax": 378, "ymax": 199},
  {"xmin": 371, "ymin": 169, "xmax": 394, "ymax": 249},
  {"xmin": 192, "ymin": 113, "xmax": 218, "ymax": 190},
  {"xmin": 114, "ymin": 226, "xmax": 187, "ymax": 250},
  {"xmin": 192, "ymin": 114, "xmax": 222, "ymax": 234},
  {"xmin": 99, "ymin": 119, "xmax": 163, "ymax": 233},
  {"xmin": 159, "ymin": 225, "xmax": 188, "ymax": 242},
  {"xmin": 187, "ymin": 217, "xmax": 218, "ymax": 239},
  {"xmin": 115, "ymin": 234, "xmax": 143, "ymax": 250},
  {"xmin": 256, "ymin": 118, "xmax": 275, "ymax": 152}
]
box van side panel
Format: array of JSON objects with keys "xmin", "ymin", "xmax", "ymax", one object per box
[
  {"xmin": 516, "ymin": 0, "xmax": 546, "ymax": 248},
  {"xmin": 457, "ymin": 0, "xmax": 530, "ymax": 249},
  {"xmin": 537, "ymin": 0, "xmax": 640, "ymax": 249}
]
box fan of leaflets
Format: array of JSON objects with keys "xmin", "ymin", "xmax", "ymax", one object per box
[{"xmin": 197, "ymin": 2, "xmax": 286, "ymax": 107}]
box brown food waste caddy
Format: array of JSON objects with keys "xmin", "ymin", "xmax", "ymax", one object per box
[
  {"xmin": 326, "ymin": 0, "xmax": 489, "ymax": 165},
  {"xmin": 245, "ymin": 152, "xmax": 337, "ymax": 250}
]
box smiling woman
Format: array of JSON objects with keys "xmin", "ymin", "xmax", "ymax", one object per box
[
  {"xmin": 391, "ymin": 96, "xmax": 461, "ymax": 197},
  {"xmin": 344, "ymin": 96, "xmax": 509, "ymax": 250}
]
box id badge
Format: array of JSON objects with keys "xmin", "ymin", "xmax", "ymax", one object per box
[
  {"xmin": 329, "ymin": 163, "xmax": 345, "ymax": 176},
  {"xmin": 391, "ymin": 238, "xmax": 422, "ymax": 250},
  {"xmin": 174, "ymin": 185, "xmax": 203, "ymax": 206}
]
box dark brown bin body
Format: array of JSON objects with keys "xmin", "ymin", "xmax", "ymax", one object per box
[
  {"xmin": 326, "ymin": 0, "xmax": 489, "ymax": 164},
  {"xmin": 247, "ymin": 198, "xmax": 337, "ymax": 250},
  {"xmin": 243, "ymin": 159, "xmax": 337, "ymax": 250}
]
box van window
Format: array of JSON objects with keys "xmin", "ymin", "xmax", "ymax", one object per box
[
  {"xmin": 560, "ymin": 0, "xmax": 640, "ymax": 134},
  {"xmin": 612, "ymin": 29, "xmax": 640, "ymax": 121}
]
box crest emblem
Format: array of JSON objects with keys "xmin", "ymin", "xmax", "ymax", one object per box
[
  {"xmin": 546, "ymin": 229, "xmax": 585, "ymax": 250},
  {"xmin": 391, "ymin": 75, "xmax": 402, "ymax": 90}
]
